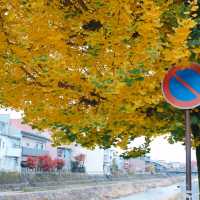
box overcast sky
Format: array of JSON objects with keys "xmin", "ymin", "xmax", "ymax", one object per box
[
  {"xmin": 0, "ymin": 108, "xmax": 196, "ymax": 163},
  {"xmin": 150, "ymin": 137, "xmax": 196, "ymax": 163}
]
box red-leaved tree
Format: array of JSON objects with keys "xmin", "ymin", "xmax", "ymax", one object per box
[
  {"xmin": 26, "ymin": 155, "xmax": 65, "ymax": 171},
  {"xmin": 27, "ymin": 156, "xmax": 37, "ymax": 169},
  {"xmin": 74, "ymin": 154, "xmax": 86, "ymax": 162},
  {"xmin": 54, "ymin": 159, "xmax": 65, "ymax": 170},
  {"xmin": 38, "ymin": 155, "xmax": 55, "ymax": 171}
]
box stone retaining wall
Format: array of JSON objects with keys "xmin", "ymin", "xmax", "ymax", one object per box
[{"xmin": 0, "ymin": 177, "xmax": 184, "ymax": 200}]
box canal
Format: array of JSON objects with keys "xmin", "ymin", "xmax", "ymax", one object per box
[{"xmin": 115, "ymin": 177, "xmax": 199, "ymax": 200}]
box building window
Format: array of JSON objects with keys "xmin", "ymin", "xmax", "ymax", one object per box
[
  {"xmin": 57, "ymin": 148, "xmax": 71, "ymax": 159},
  {"xmin": 14, "ymin": 158, "xmax": 19, "ymax": 166},
  {"xmin": 26, "ymin": 143, "xmax": 30, "ymax": 147},
  {"xmin": 57, "ymin": 148, "xmax": 63, "ymax": 158},
  {"xmin": 11, "ymin": 139, "xmax": 20, "ymax": 148},
  {"xmin": 36, "ymin": 143, "xmax": 44, "ymax": 150},
  {"xmin": 0, "ymin": 122, "xmax": 5, "ymax": 134}
]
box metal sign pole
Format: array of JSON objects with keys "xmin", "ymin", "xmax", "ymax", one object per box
[
  {"xmin": 185, "ymin": 109, "xmax": 192, "ymax": 200},
  {"xmin": 161, "ymin": 65, "xmax": 200, "ymax": 199}
]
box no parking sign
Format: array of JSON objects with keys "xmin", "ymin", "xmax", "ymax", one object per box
[{"xmin": 162, "ymin": 63, "xmax": 200, "ymax": 109}]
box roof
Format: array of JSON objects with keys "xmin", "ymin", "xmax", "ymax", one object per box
[
  {"xmin": 21, "ymin": 131, "xmax": 50, "ymax": 142},
  {"xmin": 10, "ymin": 119, "xmax": 49, "ymax": 141},
  {"xmin": 10, "ymin": 119, "xmax": 40, "ymax": 133}
]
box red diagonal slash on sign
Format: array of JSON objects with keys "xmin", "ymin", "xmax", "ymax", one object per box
[{"xmin": 174, "ymin": 74, "xmax": 200, "ymax": 98}]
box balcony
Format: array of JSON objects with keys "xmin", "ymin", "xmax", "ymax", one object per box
[
  {"xmin": 6, "ymin": 148, "xmax": 21, "ymax": 157},
  {"xmin": 22, "ymin": 147, "xmax": 49, "ymax": 157}
]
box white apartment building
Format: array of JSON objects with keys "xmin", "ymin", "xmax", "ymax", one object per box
[{"xmin": 0, "ymin": 115, "xmax": 21, "ymax": 172}]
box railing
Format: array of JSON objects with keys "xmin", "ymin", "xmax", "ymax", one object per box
[{"xmin": 22, "ymin": 147, "xmax": 49, "ymax": 157}]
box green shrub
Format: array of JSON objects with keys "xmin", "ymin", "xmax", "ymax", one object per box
[{"xmin": 0, "ymin": 172, "xmax": 21, "ymax": 184}]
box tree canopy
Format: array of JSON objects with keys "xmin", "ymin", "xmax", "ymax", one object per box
[{"xmin": 0, "ymin": 0, "xmax": 199, "ymax": 152}]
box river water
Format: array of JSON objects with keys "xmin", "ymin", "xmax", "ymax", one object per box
[{"xmin": 115, "ymin": 178, "xmax": 199, "ymax": 200}]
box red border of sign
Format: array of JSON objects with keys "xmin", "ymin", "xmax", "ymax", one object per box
[{"xmin": 162, "ymin": 63, "xmax": 200, "ymax": 109}]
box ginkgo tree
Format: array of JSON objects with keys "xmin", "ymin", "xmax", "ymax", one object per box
[{"xmin": 0, "ymin": 0, "xmax": 198, "ymax": 158}]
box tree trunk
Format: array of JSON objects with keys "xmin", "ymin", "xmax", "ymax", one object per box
[
  {"xmin": 191, "ymin": 122, "xmax": 200, "ymax": 194},
  {"xmin": 196, "ymin": 146, "xmax": 200, "ymax": 193}
]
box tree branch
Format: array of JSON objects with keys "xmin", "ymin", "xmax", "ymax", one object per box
[{"xmin": 20, "ymin": 66, "xmax": 47, "ymax": 87}]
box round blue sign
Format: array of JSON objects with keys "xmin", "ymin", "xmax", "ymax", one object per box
[{"xmin": 162, "ymin": 63, "xmax": 200, "ymax": 109}]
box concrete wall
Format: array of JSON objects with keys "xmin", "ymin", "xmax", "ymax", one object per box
[
  {"xmin": 72, "ymin": 145, "xmax": 104, "ymax": 174},
  {"xmin": 128, "ymin": 158, "xmax": 145, "ymax": 173},
  {"xmin": 84, "ymin": 148, "xmax": 104, "ymax": 174},
  {"xmin": 46, "ymin": 142, "xmax": 57, "ymax": 159}
]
